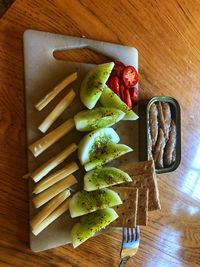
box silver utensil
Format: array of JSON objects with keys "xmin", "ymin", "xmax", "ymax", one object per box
[{"xmin": 119, "ymin": 226, "xmax": 140, "ymax": 267}]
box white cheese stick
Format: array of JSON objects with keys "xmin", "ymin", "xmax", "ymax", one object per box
[
  {"xmin": 35, "ymin": 72, "xmax": 77, "ymax": 111},
  {"xmin": 32, "ymin": 199, "xmax": 70, "ymax": 236},
  {"xmin": 30, "ymin": 189, "xmax": 70, "ymax": 230},
  {"xmin": 33, "ymin": 162, "xmax": 79, "ymax": 194},
  {"xmin": 33, "ymin": 175, "xmax": 77, "ymax": 208},
  {"xmin": 38, "ymin": 90, "xmax": 76, "ymax": 133},
  {"xmin": 22, "ymin": 173, "xmax": 30, "ymax": 179},
  {"xmin": 31, "ymin": 143, "xmax": 78, "ymax": 182},
  {"xmin": 29, "ymin": 118, "xmax": 75, "ymax": 157}
]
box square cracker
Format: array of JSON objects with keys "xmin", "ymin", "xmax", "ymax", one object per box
[
  {"xmin": 136, "ymin": 188, "xmax": 149, "ymax": 225},
  {"xmin": 120, "ymin": 160, "xmax": 161, "ymax": 211},
  {"xmin": 120, "ymin": 160, "xmax": 153, "ymax": 175},
  {"xmin": 111, "ymin": 187, "xmax": 138, "ymax": 228}
]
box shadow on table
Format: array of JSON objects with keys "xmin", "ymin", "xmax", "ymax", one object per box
[
  {"xmin": 0, "ymin": 23, "xmax": 30, "ymax": 253},
  {"xmin": 0, "ymin": 0, "xmax": 14, "ymax": 18}
]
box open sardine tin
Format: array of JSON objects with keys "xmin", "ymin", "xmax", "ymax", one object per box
[{"xmin": 140, "ymin": 96, "xmax": 181, "ymax": 174}]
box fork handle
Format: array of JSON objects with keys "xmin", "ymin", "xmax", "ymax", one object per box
[{"xmin": 119, "ymin": 256, "xmax": 130, "ymax": 267}]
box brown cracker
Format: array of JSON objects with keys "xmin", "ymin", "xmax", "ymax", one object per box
[
  {"xmin": 120, "ymin": 160, "xmax": 161, "ymax": 211},
  {"xmin": 121, "ymin": 160, "xmax": 153, "ymax": 176},
  {"xmin": 136, "ymin": 188, "xmax": 149, "ymax": 225},
  {"xmin": 111, "ymin": 187, "xmax": 138, "ymax": 227}
]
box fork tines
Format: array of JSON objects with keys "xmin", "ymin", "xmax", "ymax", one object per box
[{"xmin": 123, "ymin": 226, "xmax": 140, "ymax": 243}]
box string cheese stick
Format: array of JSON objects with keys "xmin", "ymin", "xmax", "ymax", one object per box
[
  {"xmin": 32, "ymin": 199, "xmax": 70, "ymax": 236},
  {"xmin": 33, "ymin": 175, "xmax": 77, "ymax": 208},
  {"xmin": 22, "ymin": 173, "xmax": 30, "ymax": 179},
  {"xmin": 30, "ymin": 189, "xmax": 70, "ymax": 230},
  {"xmin": 29, "ymin": 118, "xmax": 75, "ymax": 157},
  {"xmin": 35, "ymin": 72, "xmax": 77, "ymax": 111},
  {"xmin": 33, "ymin": 162, "xmax": 79, "ymax": 194},
  {"xmin": 31, "ymin": 143, "xmax": 77, "ymax": 182},
  {"xmin": 38, "ymin": 90, "xmax": 76, "ymax": 133}
]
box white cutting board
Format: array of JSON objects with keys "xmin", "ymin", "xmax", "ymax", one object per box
[{"xmin": 23, "ymin": 29, "xmax": 139, "ymax": 252}]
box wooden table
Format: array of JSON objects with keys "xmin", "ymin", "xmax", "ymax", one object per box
[{"xmin": 0, "ymin": 0, "xmax": 200, "ymax": 266}]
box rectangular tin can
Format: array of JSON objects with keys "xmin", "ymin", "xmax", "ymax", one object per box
[{"xmin": 139, "ymin": 96, "xmax": 181, "ymax": 174}]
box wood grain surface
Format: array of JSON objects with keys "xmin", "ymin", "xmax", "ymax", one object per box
[{"xmin": 0, "ymin": 0, "xmax": 200, "ymax": 266}]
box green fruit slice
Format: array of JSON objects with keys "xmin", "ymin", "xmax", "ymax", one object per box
[
  {"xmin": 78, "ymin": 128, "xmax": 120, "ymax": 165},
  {"xmin": 71, "ymin": 208, "xmax": 118, "ymax": 248},
  {"xmin": 100, "ymin": 85, "xmax": 139, "ymax": 120},
  {"xmin": 74, "ymin": 107, "xmax": 125, "ymax": 132},
  {"xmin": 69, "ymin": 188, "xmax": 122, "ymax": 218},
  {"xmin": 80, "ymin": 62, "xmax": 114, "ymax": 109},
  {"xmin": 84, "ymin": 143, "xmax": 133, "ymax": 171},
  {"xmin": 84, "ymin": 167, "xmax": 132, "ymax": 191}
]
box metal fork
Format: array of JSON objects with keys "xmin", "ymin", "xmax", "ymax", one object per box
[{"xmin": 119, "ymin": 226, "xmax": 140, "ymax": 267}]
